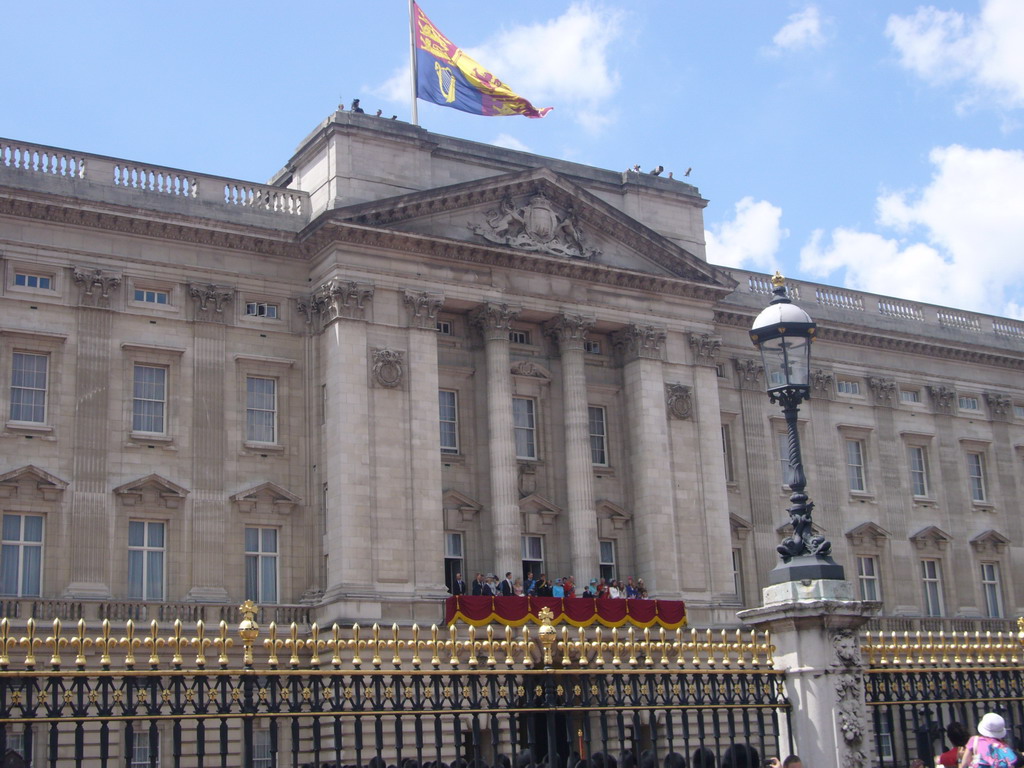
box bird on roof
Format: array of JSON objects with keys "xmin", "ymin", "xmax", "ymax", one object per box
[
  {"xmin": 649, "ymin": 165, "xmax": 664, "ymax": 176},
  {"xmin": 684, "ymin": 167, "xmax": 692, "ymax": 177},
  {"xmin": 376, "ymin": 109, "xmax": 383, "ymax": 117}
]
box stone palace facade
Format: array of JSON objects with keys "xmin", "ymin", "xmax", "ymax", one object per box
[{"xmin": 0, "ymin": 111, "xmax": 1022, "ymax": 628}]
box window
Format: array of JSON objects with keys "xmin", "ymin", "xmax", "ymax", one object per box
[
  {"xmin": 521, "ymin": 535, "xmax": 543, "ymax": 579},
  {"xmin": 966, "ymin": 452, "xmax": 987, "ymax": 502},
  {"xmin": 444, "ymin": 532, "xmax": 464, "ymax": 593},
  {"xmin": 776, "ymin": 432, "xmax": 791, "ymax": 486},
  {"xmin": 6, "ymin": 728, "xmax": 25, "ymax": 759},
  {"xmin": 588, "ymin": 406, "xmax": 608, "ymax": 466},
  {"xmin": 907, "ymin": 446, "xmax": 929, "ymax": 497},
  {"xmin": 513, "ymin": 397, "xmax": 537, "ymax": 459},
  {"xmin": 980, "ymin": 562, "xmax": 1004, "ymax": 618},
  {"xmin": 599, "ymin": 540, "xmax": 616, "ymax": 583},
  {"xmin": 252, "ymin": 729, "xmax": 273, "ymax": 768},
  {"xmin": 732, "ymin": 548, "xmax": 744, "ymax": 602},
  {"xmin": 128, "ymin": 521, "xmax": 165, "ymax": 601},
  {"xmin": 846, "ymin": 439, "xmax": 867, "ymax": 492},
  {"xmin": 436, "ymin": 320, "xmax": 453, "ymax": 335},
  {"xmin": 0, "ymin": 514, "xmax": 43, "ymax": 597},
  {"xmin": 508, "ymin": 330, "xmax": 531, "ymax": 345},
  {"xmin": 14, "ymin": 272, "xmax": 52, "ymax": 290},
  {"xmin": 1014, "ymin": 404, "xmax": 1024, "ymax": 420},
  {"xmin": 900, "ymin": 388, "xmax": 921, "ymax": 403},
  {"xmin": 584, "ymin": 340, "xmax": 601, "ymax": 355},
  {"xmin": 134, "ymin": 288, "xmax": 169, "ymax": 305},
  {"xmin": 876, "ymin": 717, "xmax": 894, "ymax": 761},
  {"xmin": 10, "ymin": 352, "xmax": 48, "ymax": 423},
  {"xmin": 245, "ymin": 302, "xmax": 278, "ymax": 319},
  {"xmin": 722, "ymin": 424, "xmax": 735, "ymax": 483},
  {"xmin": 246, "ymin": 377, "xmax": 277, "ymax": 444},
  {"xmin": 836, "ymin": 379, "xmax": 860, "ymax": 395},
  {"xmin": 132, "ymin": 365, "xmax": 167, "ymax": 434},
  {"xmin": 768, "ymin": 370, "xmax": 785, "ymax": 387},
  {"xmin": 856, "ymin": 556, "xmax": 880, "ymax": 601},
  {"xmin": 439, "ymin": 390, "xmax": 459, "ymax": 454},
  {"xmin": 920, "ymin": 559, "xmax": 944, "ymax": 617},
  {"xmin": 958, "ymin": 395, "xmax": 980, "ymax": 411},
  {"xmin": 129, "ymin": 736, "xmax": 158, "ymax": 768},
  {"xmin": 245, "ymin": 527, "xmax": 278, "ymax": 604}
]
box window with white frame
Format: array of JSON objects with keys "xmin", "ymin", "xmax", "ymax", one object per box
[
  {"xmin": 588, "ymin": 406, "xmax": 608, "ymax": 466},
  {"xmin": 920, "ymin": 559, "xmax": 944, "ymax": 617},
  {"xmin": 0, "ymin": 513, "xmax": 43, "ymax": 597},
  {"xmin": 134, "ymin": 288, "xmax": 169, "ymax": 305},
  {"xmin": 13, "ymin": 271, "xmax": 52, "ymax": 290},
  {"xmin": 444, "ymin": 532, "xmax": 464, "ymax": 593},
  {"xmin": 776, "ymin": 432, "xmax": 791, "ymax": 486},
  {"xmin": 836, "ymin": 379, "xmax": 861, "ymax": 395},
  {"xmin": 732, "ymin": 548, "xmax": 744, "ymax": 602},
  {"xmin": 722, "ymin": 424, "xmax": 735, "ymax": 483},
  {"xmin": 508, "ymin": 329, "xmax": 530, "ymax": 345},
  {"xmin": 856, "ymin": 556, "xmax": 881, "ymax": 601},
  {"xmin": 958, "ymin": 395, "xmax": 980, "ymax": 411},
  {"xmin": 980, "ymin": 562, "xmax": 1004, "ymax": 618},
  {"xmin": 876, "ymin": 717, "xmax": 894, "ymax": 761},
  {"xmin": 768, "ymin": 370, "xmax": 785, "ymax": 387},
  {"xmin": 439, "ymin": 390, "xmax": 459, "ymax": 454},
  {"xmin": 599, "ymin": 539, "xmax": 616, "ymax": 583},
  {"xmin": 436, "ymin": 320, "xmax": 453, "ymax": 335},
  {"xmin": 128, "ymin": 520, "xmax": 165, "ymax": 601},
  {"xmin": 10, "ymin": 352, "xmax": 48, "ymax": 423},
  {"xmin": 245, "ymin": 302, "xmax": 279, "ymax": 319},
  {"xmin": 584, "ymin": 340, "xmax": 601, "ymax": 355},
  {"xmin": 245, "ymin": 527, "xmax": 279, "ymax": 604},
  {"xmin": 513, "ymin": 397, "xmax": 537, "ymax": 459},
  {"xmin": 252, "ymin": 729, "xmax": 273, "ymax": 768},
  {"xmin": 246, "ymin": 376, "xmax": 277, "ymax": 444},
  {"xmin": 132, "ymin": 364, "xmax": 167, "ymax": 434},
  {"xmin": 1014, "ymin": 404, "xmax": 1024, "ymax": 420},
  {"xmin": 846, "ymin": 439, "xmax": 867, "ymax": 492},
  {"xmin": 966, "ymin": 452, "xmax": 987, "ymax": 502},
  {"xmin": 521, "ymin": 535, "xmax": 544, "ymax": 579},
  {"xmin": 6, "ymin": 728, "xmax": 25, "ymax": 759},
  {"xmin": 129, "ymin": 735, "xmax": 158, "ymax": 768},
  {"xmin": 900, "ymin": 388, "xmax": 922, "ymax": 404},
  {"xmin": 907, "ymin": 445, "xmax": 930, "ymax": 498}
]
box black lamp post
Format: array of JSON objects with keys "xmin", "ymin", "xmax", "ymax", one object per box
[{"xmin": 749, "ymin": 272, "xmax": 845, "ymax": 585}]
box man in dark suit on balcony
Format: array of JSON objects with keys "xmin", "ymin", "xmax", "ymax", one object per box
[{"xmin": 451, "ymin": 572, "xmax": 467, "ymax": 595}]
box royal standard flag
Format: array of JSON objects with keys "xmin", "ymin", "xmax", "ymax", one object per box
[{"xmin": 413, "ymin": 3, "xmax": 552, "ymax": 118}]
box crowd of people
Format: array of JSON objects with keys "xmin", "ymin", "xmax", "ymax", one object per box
[{"xmin": 451, "ymin": 573, "xmax": 649, "ymax": 600}]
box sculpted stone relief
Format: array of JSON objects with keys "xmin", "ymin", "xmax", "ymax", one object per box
[{"xmin": 470, "ymin": 190, "xmax": 600, "ymax": 260}]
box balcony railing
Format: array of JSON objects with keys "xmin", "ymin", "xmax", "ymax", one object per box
[{"xmin": 0, "ymin": 596, "xmax": 310, "ymax": 626}]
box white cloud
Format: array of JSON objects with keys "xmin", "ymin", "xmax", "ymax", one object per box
[
  {"xmin": 800, "ymin": 144, "xmax": 1024, "ymax": 317},
  {"xmin": 768, "ymin": 7, "xmax": 827, "ymax": 55},
  {"xmin": 705, "ymin": 197, "xmax": 788, "ymax": 271},
  {"xmin": 491, "ymin": 134, "xmax": 531, "ymax": 152},
  {"xmin": 887, "ymin": 0, "xmax": 1024, "ymax": 108},
  {"xmin": 376, "ymin": 3, "xmax": 626, "ymax": 132}
]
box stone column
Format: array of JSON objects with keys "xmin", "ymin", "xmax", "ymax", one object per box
[
  {"xmin": 740, "ymin": 599, "xmax": 878, "ymax": 768},
  {"xmin": 545, "ymin": 313, "xmax": 598, "ymax": 583},
  {"xmin": 471, "ymin": 302, "xmax": 522, "ymax": 580},
  {"xmin": 613, "ymin": 324, "xmax": 680, "ymax": 598}
]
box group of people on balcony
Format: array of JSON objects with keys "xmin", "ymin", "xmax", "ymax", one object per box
[{"xmin": 452, "ymin": 572, "xmax": 648, "ymax": 600}]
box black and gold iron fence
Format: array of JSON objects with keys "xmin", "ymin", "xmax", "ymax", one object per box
[
  {"xmin": 0, "ymin": 602, "xmax": 790, "ymax": 768},
  {"xmin": 862, "ymin": 619, "xmax": 1024, "ymax": 767}
]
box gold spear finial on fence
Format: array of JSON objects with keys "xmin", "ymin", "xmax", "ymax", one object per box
[
  {"xmin": 537, "ymin": 606, "xmax": 557, "ymax": 667},
  {"xmin": 238, "ymin": 600, "xmax": 260, "ymax": 667}
]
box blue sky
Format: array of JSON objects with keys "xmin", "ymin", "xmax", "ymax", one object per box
[{"xmin": 3, "ymin": 1, "xmax": 1023, "ymax": 319}]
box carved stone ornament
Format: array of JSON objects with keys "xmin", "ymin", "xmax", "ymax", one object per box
[
  {"xmin": 733, "ymin": 358, "xmax": 764, "ymax": 391},
  {"xmin": 867, "ymin": 376, "xmax": 897, "ymax": 406},
  {"xmin": 927, "ymin": 384, "xmax": 956, "ymax": 415},
  {"xmin": 73, "ymin": 267, "xmax": 121, "ymax": 307},
  {"xmin": 309, "ymin": 279, "xmax": 374, "ymax": 327},
  {"xmin": 188, "ymin": 283, "xmax": 233, "ymax": 314},
  {"xmin": 687, "ymin": 333, "xmax": 721, "ymax": 367},
  {"xmin": 830, "ymin": 629, "xmax": 869, "ymax": 768},
  {"xmin": 469, "ymin": 189, "xmax": 599, "ymax": 260},
  {"xmin": 665, "ymin": 383, "xmax": 693, "ymax": 420},
  {"xmin": 371, "ymin": 348, "xmax": 404, "ymax": 388},
  {"xmin": 612, "ymin": 324, "xmax": 666, "ymax": 362},
  {"xmin": 510, "ymin": 360, "xmax": 551, "ymax": 379},
  {"xmin": 810, "ymin": 368, "xmax": 835, "ymax": 395},
  {"xmin": 544, "ymin": 314, "xmax": 594, "ymax": 352},
  {"xmin": 985, "ymin": 392, "xmax": 1012, "ymax": 419},
  {"xmin": 403, "ymin": 290, "xmax": 444, "ymax": 330},
  {"xmin": 470, "ymin": 302, "xmax": 521, "ymax": 340}
]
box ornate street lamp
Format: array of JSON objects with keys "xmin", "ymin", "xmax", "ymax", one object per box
[{"xmin": 749, "ymin": 273, "xmax": 845, "ymax": 585}]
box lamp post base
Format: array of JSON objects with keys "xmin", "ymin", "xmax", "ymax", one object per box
[{"xmin": 767, "ymin": 554, "xmax": 845, "ymax": 585}]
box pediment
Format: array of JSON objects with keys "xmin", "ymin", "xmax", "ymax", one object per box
[
  {"xmin": 113, "ymin": 474, "xmax": 189, "ymax": 509},
  {"xmin": 519, "ymin": 493, "xmax": 561, "ymax": 526},
  {"xmin": 230, "ymin": 482, "xmax": 302, "ymax": 514},
  {"xmin": 0, "ymin": 465, "xmax": 69, "ymax": 501},
  {"xmin": 596, "ymin": 499, "xmax": 631, "ymax": 533},
  {"xmin": 443, "ymin": 489, "xmax": 482, "ymax": 523},
  {"xmin": 730, "ymin": 513, "xmax": 754, "ymax": 541},
  {"xmin": 776, "ymin": 519, "xmax": 827, "ymax": 537},
  {"xmin": 910, "ymin": 525, "xmax": 953, "ymax": 551},
  {"xmin": 970, "ymin": 529, "xmax": 1010, "ymax": 554},
  {"xmin": 331, "ymin": 168, "xmax": 735, "ymax": 289},
  {"xmin": 845, "ymin": 522, "xmax": 892, "ymax": 548}
]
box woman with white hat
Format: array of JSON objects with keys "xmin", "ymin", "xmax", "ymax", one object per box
[{"xmin": 959, "ymin": 712, "xmax": 1017, "ymax": 767}]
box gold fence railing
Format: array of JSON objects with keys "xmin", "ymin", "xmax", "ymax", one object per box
[
  {"xmin": 0, "ymin": 602, "xmax": 775, "ymax": 672},
  {"xmin": 861, "ymin": 617, "xmax": 1024, "ymax": 667}
]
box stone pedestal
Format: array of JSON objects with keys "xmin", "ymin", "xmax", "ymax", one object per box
[{"xmin": 739, "ymin": 593, "xmax": 880, "ymax": 768}]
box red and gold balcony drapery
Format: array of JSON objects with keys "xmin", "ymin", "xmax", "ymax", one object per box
[{"xmin": 444, "ymin": 596, "xmax": 686, "ymax": 629}]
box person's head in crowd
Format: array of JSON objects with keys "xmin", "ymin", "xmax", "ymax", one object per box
[
  {"xmin": 721, "ymin": 743, "xmax": 759, "ymax": 768},
  {"xmin": 494, "ymin": 755, "xmax": 511, "ymax": 768},
  {"xmin": 782, "ymin": 756, "xmax": 803, "ymax": 768},
  {"xmin": 946, "ymin": 721, "xmax": 969, "ymax": 747},
  {"xmin": 618, "ymin": 750, "xmax": 635, "ymax": 768},
  {"xmin": 591, "ymin": 752, "xmax": 616, "ymax": 768},
  {"xmin": 515, "ymin": 750, "xmax": 534, "ymax": 768},
  {"xmin": 663, "ymin": 754, "xmax": 687, "ymax": 768},
  {"xmin": 691, "ymin": 748, "xmax": 716, "ymax": 768},
  {"xmin": 639, "ymin": 749, "xmax": 656, "ymax": 768}
]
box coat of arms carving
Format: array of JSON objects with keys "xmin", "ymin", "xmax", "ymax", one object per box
[{"xmin": 470, "ymin": 190, "xmax": 599, "ymax": 260}]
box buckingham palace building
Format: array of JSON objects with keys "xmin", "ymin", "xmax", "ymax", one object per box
[{"xmin": 1, "ymin": 110, "xmax": 1022, "ymax": 631}]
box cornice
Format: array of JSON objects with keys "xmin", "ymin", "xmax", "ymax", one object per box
[{"xmin": 714, "ymin": 309, "xmax": 1024, "ymax": 371}]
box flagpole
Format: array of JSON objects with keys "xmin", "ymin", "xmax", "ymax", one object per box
[{"xmin": 409, "ymin": 0, "xmax": 419, "ymax": 125}]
